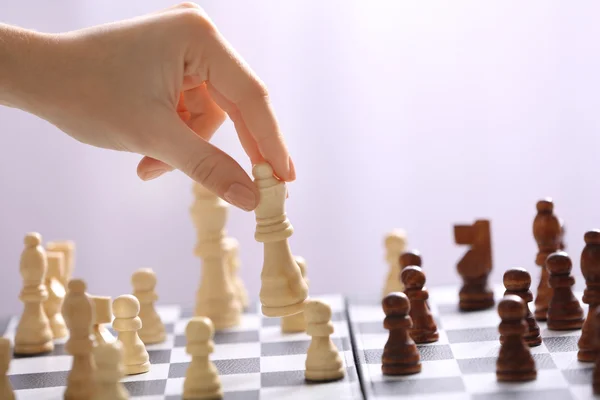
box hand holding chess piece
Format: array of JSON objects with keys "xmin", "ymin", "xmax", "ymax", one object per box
[
  {"xmin": 14, "ymin": 232, "xmax": 54, "ymax": 355},
  {"xmin": 253, "ymin": 163, "xmax": 308, "ymax": 317}
]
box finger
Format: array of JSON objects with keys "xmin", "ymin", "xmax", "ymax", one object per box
[
  {"xmin": 137, "ymin": 156, "xmax": 175, "ymax": 180},
  {"xmin": 183, "ymin": 83, "xmax": 226, "ymax": 141},
  {"xmin": 148, "ymin": 113, "xmax": 259, "ymax": 211},
  {"xmin": 206, "ymin": 82, "xmax": 263, "ymax": 165},
  {"xmin": 187, "ymin": 23, "xmax": 295, "ymax": 181}
]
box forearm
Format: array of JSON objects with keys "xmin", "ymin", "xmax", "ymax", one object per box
[{"xmin": 0, "ymin": 24, "xmax": 56, "ymax": 113}]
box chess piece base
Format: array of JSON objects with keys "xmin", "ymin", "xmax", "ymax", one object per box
[
  {"xmin": 459, "ymin": 296, "xmax": 495, "ymax": 311},
  {"xmin": 410, "ymin": 330, "xmax": 439, "ymax": 344},
  {"xmin": 524, "ymin": 334, "xmax": 542, "ymax": 347},
  {"xmin": 496, "ymin": 370, "xmax": 536, "ymax": 382},
  {"xmin": 577, "ymin": 349, "xmax": 597, "ymax": 363},
  {"xmin": 262, "ymin": 300, "xmax": 306, "ymax": 318},
  {"xmin": 183, "ymin": 389, "xmax": 223, "ymax": 400},
  {"xmin": 304, "ymin": 366, "xmax": 345, "ymax": 382},
  {"xmin": 547, "ymin": 318, "xmax": 584, "ymax": 331},
  {"xmin": 382, "ymin": 362, "xmax": 422, "ymax": 376},
  {"xmin": 534, "ymin": 307, "xmax": 548, "ymax": 321},
  {"xmin": 124, "ymin": 361, "xmax": 150, "ymax": 375},
  {"xmin": 13, "ymin": 341, "xmax": 53, "ymax": 355}
]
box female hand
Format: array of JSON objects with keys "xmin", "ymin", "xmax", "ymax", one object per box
[{"xmin": 1, "ymin": 2, "xmax": 295, "ymax": 211}]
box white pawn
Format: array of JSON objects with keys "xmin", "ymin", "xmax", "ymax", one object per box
[
  {"xmin": 281, "ymin": 256, "xmax": 309, "ymax": 333},
  {"xmin": 93, "ymin": 341, "xmax": 129, "ymax": 400},
  {"xmin": 43, "ymin": 251, "xmax": 68, "ymax": 339},
  {"xmin": 183, "ymin": 317, "xmax": 222, "ymax": 400},
  {"xmin": 304, "ymin": 299, "xmax": 345, "ymax": 382},
  {"xmin": 132, "ymin": 268, "xmax": 166, "ymax": 344},
  {"xmin": 0, "ymin": 338, "xmax": 15, "ymax": 400},
  {"xmin": 14, "ymin": 232, "xmax": 54, "ymax": 355},
  {"xmin": 90, "ymin": 296, "xmax": 115, "ymax": 345},
  {"xmin": 112, "ymin": 295, "xmax": 150, "ymax": 375},
  {"xmin": 382, "ymin": 229, "xmax": 407, "ymax": 297}
]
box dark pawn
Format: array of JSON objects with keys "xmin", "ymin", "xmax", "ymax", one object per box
[
  {"xmin": 578, "ymin": 230, "xmax": 600, "ymax": 362},
  {"xmin": 496, "ymin": 295, "xmax": 536, "ymax": 382},
  {"xmin": 593, "ymin": 306, "xmax": 600, "ymax": 394},
  {"xmin": 400, "ymin": 250, "xmax": 422, "ymax": 271},
  {"xmin": 502, "ymin": 268, "xmax": 541, "ymax": 347},
  {"xmin": 533, "ymin": 199, "xmax": 562, "ymax": 321},
  {"xmin": 546, "ymin": 251, "xmax": 584, "ymax": 330},
  {"xmin": 381, "ymin": 292, "xmax": 421, "ymax": 376},
  {"xmin": 401, "ymin": 266, "xmax": 439, "ymax": 344}
]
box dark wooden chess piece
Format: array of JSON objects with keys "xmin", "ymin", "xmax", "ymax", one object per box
[
  {"xmin": 381, "ymin": 292, "xmax": 421, "ymax": 375},
  {"xmin": 454, "ymin": 219, "xmax": 494, "ymax": 311},
  {"xmin": 546, "ymin": 251, "xmax": 584, "ymax": 330},
  {"xmin": 401, "ymin": 266, "xmax": 438, "ymax": 344},
  {"xmin": 400, "ymin": 250, "xmax": 422, "ymax": 271},
  {"xmin": 533, "ymin": 199, "xmax": 562, "ymax": 321},
  {"xmin": 559, "ymin": 219, "xmax": 566, "ymax": 250},
  {"xmin": 593, "ymin": 305, "xmax": 600, "ymax": 394},
  {"xmin": 502, "ymin": 268, "xmax": 541, "ymax": 347},
  {"xmin": 496, "ymin": 295, "xmax": 537, "ymax": 382},
  {"xmin": 578, "ymin": 230, "xmax": 600, "ymax": 362}
]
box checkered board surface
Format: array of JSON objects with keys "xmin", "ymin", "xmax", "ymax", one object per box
[
  {"xmin": 349, "ymin": 286, "xmax": 599, "ymax": 400},
  {"xmin": 2, "ymin": 294, "xmax": 362, "ymax": 400}
]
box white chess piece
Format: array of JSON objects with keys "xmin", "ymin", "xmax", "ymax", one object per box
[
  {"xmin": 191, "ymin": 183, "xmax": 241, "ymax": 329},
  {"xmin": 112, "ymin": 295, "xmax": 150, "ymax": 375},
  {"xmin": 14, "ymin": 232, "xmax": 54, "ymax": 355},
  {"xmin": 0, "ymin": 338, "xmax": 15, "ymax": 400},
  {"xmin": 304, "ymin": 299, "xmax": 345, "ymax": 382},
  {"xmin": 43, "ymin": 251, "xmax": 68, "ymax": 339},
  {"xmin": 46, "ymin": 240, "xmax": 75, "ymax": 289},
  {"xmin": 382, "ymin": 229, "xmax": 407, "ymax": 297},
  {"xmin": 63, "ymin": 279, "xmax": 96, "ymax": 399},
  {"xmin": 183, "ymin": 317, "xmax": 222, "ymax": 399},
  {"xmin": 132, "ymin": 268, "xmax": 166, "ymax": 344},
  {"xmin": 90, "ymin": 295, "xmax": 115, "ymax": 345},
  {"xmin": 93, "ymin": 341, "xmax": 130, "ymax": 400},
  {"xmin": 281, "ymin": 256, "xmax": 309, "ymax": 333},
  {"xmin": 253, "ymin": 163, "xmax": 308, "ymax": 317}
]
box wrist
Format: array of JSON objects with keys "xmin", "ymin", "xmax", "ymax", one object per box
[{"xmin": 0, "ymin": 24, "xmax": 61, "ymax": 114}]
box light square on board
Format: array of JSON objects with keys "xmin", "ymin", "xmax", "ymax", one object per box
[{"xmin": 461, "ymin": 369, "xmax": 569, "ymax": 394}]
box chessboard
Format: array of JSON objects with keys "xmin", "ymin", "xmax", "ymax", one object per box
[
  {"xmin": 2, "ymin": 294, "xmax": 362, "ymax": 400},
  {"xmin": 349, "ymin": 286, "xmax": 597, "ymax": 400}
]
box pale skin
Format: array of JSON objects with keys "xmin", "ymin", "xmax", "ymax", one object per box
[{"xmin": 0, "ymin": 2, "xmax": 295, "ymax": 211}]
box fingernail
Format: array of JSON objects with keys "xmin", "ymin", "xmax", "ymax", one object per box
[
  {"xmin": 224, "ymin": 183, "xmax": 257, "ymax": 211},
  {"xmin": 288, "ymin": 156, "xmax": 296, "ymax": 180},
  {"xmin": 141, "ymin": 169, "xmax": 168, "ymax": 181}
]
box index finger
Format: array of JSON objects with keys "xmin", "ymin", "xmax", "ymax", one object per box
[{"xmin": 188, "ymin": 20, "xmax": 294, "ymax": 181}]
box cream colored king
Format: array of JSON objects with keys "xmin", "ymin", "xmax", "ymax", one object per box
[{"xmin": 253, "ymin": 163, "xmax": 309, "ymax": 317}]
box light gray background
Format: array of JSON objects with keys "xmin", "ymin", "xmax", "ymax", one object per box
[{"xmin": 1, "ymin": 1, "xmax": 599, "ymax": 315}]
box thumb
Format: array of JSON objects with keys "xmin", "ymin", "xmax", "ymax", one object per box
[{"xmin": 151, "ymin": 117, "xmax": 259, "ymax": 211}]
